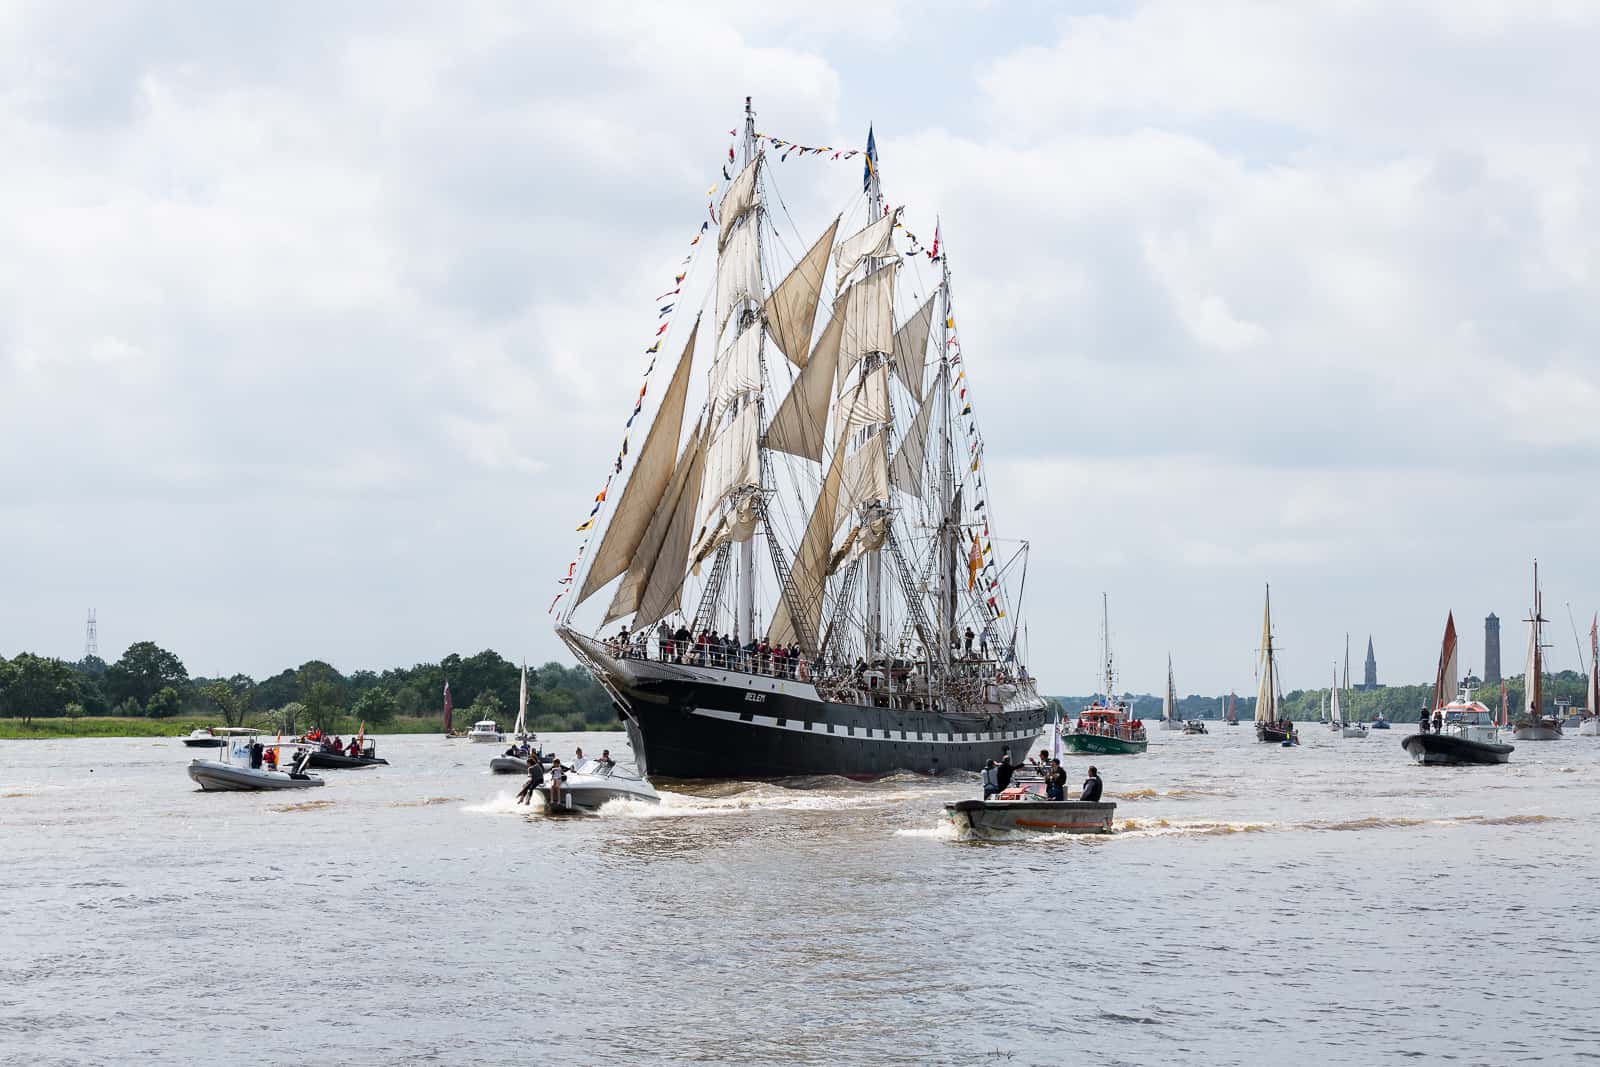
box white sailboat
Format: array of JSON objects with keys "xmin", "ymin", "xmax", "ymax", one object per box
[
  {"xmin": 1160, "ymin": 654, "xmax": 1183, "ymax": 731},
  {"xmin": 514, "ymin": 662, "xmax": 533, "ymax": 742},
  {"xmin": 1580, "ymin": 615, "xmax": 1600, "ymax": 736},
  {"xmin": 1336, "ymin": 667, "xmax": 1365, "ymax": 737}
]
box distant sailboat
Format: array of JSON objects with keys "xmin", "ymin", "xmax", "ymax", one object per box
[
  {"xmin": 513, "ymin": 663, "xmax": 533, "ymax": 742},
  {"xmin": 1227, "ymin": 692, "xmax": 1239, "ymax": 726},
  {"xmin": 1336, "ymin": 665, "xmax": 1366, "ymax": 738},
  {"xmin": 1513, "ymin": 561, "xmax": 1563, "ymax": 741},
  {"xmin": 1160, "ymin": 654, "xmax": 1183, "ymax": 731},
  {"xmin": 1580, "ymin": 615, "xmax": 1600, "ymax": 737},
  {"xmin": 1254, "ymin": 585, "xmax": 1294, "ymax": 744}
]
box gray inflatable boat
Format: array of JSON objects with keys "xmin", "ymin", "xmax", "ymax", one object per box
[{"xmin": 188, "ymin": 758, "xmax": 325, "ymax": 791}]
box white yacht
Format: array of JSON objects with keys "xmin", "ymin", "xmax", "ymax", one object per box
[
  {"xmin": 188, "ymin": 736, "xmax": 326, "ymax": 791},
  {"xmin": 467, "ymin": 720, "xmax": 505, "ymax": 743},
  {"xmin": 542, "ymin": 758, "xmax": 660, "ymax": 814}
]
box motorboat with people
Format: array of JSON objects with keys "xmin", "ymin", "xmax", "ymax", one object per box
[
  {"xmin": 539, "ymin": 756, "xmax": 660, "ymax": 815},
  {"xmin": 1183, "ymin": 719, "xmax": 1207, "ymax": 735},
  {"xmin": 181, "ymin": 726, "xmax": 256, "ymax": 749},
  {"xmin": 467, "ymin": 719, "xmax": 505, "ymax": 743},
  {"xmin": 187, "ymin": 736, "xmax": 326, "ymax": 791},
  {"xmin": 303, "ymin": 735, "xmax": 388, "ymax": 769},
  {"xmin": 1369, "ymin": 714, "xmax": 1391, "ymax": 730},
  {"xmin": 490, "ymin": 738, "xmax": 546, "ymax": 775},
  {"xmin": 1401, "ymin": 613, "xmax": 1514, "ymax": 766},
  {"xmin": 944, "ymin": 764, "xmax": 1116, "ymax": 836}
]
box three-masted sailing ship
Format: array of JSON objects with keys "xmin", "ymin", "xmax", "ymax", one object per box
[
  {"xmin": 1254, "ymin": 584, "xmax": 1295, "ymax": 744},
  {"xmin": 554, "ymin": 102, "xmax": 1047, "ymax": 778}
]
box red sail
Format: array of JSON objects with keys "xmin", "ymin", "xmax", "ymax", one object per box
[{"xmin": 443, "ymin": 680, "xmax": 454, "ymax": 734}]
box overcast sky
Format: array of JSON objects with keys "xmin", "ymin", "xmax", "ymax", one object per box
[{"xmin": 4, "ymin": 1, "xmax": 1598, "ymax": 694}]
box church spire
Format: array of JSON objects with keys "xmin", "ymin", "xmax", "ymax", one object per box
[{"xmin": 1363, "ymin": 635, "xmax": 1378, "ymax": 689}]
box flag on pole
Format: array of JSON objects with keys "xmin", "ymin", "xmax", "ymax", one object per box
[
  {"xmin": 928, "ymin": 218, "xmax": 941, "ymax": 261},
  {"xmin": 967, "ymin": 533, "xmax": 982, "ymax": 591},
  {"xmin": 862, "ymin": 125, "xmax": 877, "ymax": 191}
]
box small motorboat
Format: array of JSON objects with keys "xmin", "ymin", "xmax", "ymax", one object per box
[
  {"xmin": 1369, "ymin": 715, "xmax": 1391, "ymax": 730},
  {"xmin": 188, "ymin": 738, "xmax": 325, "ymax": 791},
  {"xmin": 181, "ymin": 726, "xmax": 256, "ymax": 748},
  {"xmin": 540, "ymin": 758, "xmax": 659, "ymax": 814},
  {"xmin": 1182, "ymin": 720, "xmax": 1207, "ymax": 735},
  {"xmin": 467, "ymin": 720, "xmax": 505, "ymax": 743},
  {"xmin": 1403, "ymin": 622, "xmax": 1514, "ymax": 766},
  {"xmin": 304, "ymin": 737, "xmax": 388, "ymax": 769},
  {"xmin": 1341, "ymin": 723, "xmax": 1368, "ymax": 739},
  {"xmin": 943, "ymin": 774, "xmax": 1116, "ymax": 836}
]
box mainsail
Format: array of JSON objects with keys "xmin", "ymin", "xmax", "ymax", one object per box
[
  {"xmin": 1431, "ymin": 611, "xmax": 1458, "ymax": 711},
  {"xmin": 1255, "ymin": 586, "xmax": 1277, "ymax": 723},
  {"xmin": 605, "ymin": 419, "xmax": 709, "ymax": 625},
  {"xmin": 766, "ymin": 303, "xmax": 842, "ymax": 462},
  {"xmin": 1162, "ymin": 656, "xmax": 1178, "ymax": 723}
]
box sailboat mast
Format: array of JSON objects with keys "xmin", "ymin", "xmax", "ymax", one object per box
[
  {"xmin": 736, "ymin": 96, "xmax": 758, "ymax": 644},
  {"xmin": 862, "ymin": 125, "xmax": 885, "ymax": 660},
  {"xmin": 937, "ymin": 242, "xmax": 955, "ymax": 672},
  {"xmin": 1101, "ymin": 593, "xmax": 1113, "ymax": 700}
]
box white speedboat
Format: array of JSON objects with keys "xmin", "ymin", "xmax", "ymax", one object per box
[
  {"xmin": 1182, "ymin": 720, "xmax": 1207, "ymax": 735},
  {"xmin": 1342, "ymin": 723, "xmax": 1368, "ymax": 738},
  {"xmin": 467, "ymin": 720, "xmax": 505, "ymax": 743},
  {"xmin": 1579, "ymin": 717, "xmax": 1600, "ymax": 737},
  {"xmin": 541, "ymin": 759, "xmax": 659, "ymax": 814},
  {"xmin": 188, "ymin": 738, "xmax": 325, "ymax": 791},
  {"xmin": 181, "ymin": 726, "xmax": 257, "ymax": 749}
]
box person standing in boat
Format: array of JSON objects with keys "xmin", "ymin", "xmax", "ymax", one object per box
[
  {"xmin": 995, "ymin": 750, "xmax": 1016, "ymax": 792},
  {"xmin": 516, "ymin": 755, "xmax": 545, "ymax": 806},
  {"xmin": 1046, "ymin": 759, "xmax": 1067, "ymax": 801},
  {"xmin": 547, "ymin": 759, "xmax": 566, "ymax": 808},
  {"xmin": 1080, "ymin": 766, "xmax": 1103, "ymax": 803},
  {"xmin": 981, "ymin": 760, "xmax": 999, "ymax": 799}
]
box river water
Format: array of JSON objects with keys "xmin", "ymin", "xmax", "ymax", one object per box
[{"xmin": 2, "ymin": 725, "xmax": 1597, "ymax": 1066}]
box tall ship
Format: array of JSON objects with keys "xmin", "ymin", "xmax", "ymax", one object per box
[
  {"xmin": 1512, "ymin": 560, "xmax": 1562, "ymax": 741},
  {"xmin": 1254, "ymin": 584, "xmax": 1295, "ymax": 744},
  {"xmin": 554, "ymin": 102, "xmax": 1047, "ymax": 778}
]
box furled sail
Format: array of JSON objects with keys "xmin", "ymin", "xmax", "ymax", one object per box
[
  {"xmin": 890, "ymin": 294, "xmax": 935, "ymax": 401},
  {"xmin": 1329, "ymin": 669, "xmax": 1342, "ymax": 723},
  {"xmin": 764, "ymin": 216, "xmax": 838, "ymax": 369},
  {"xmin": 576, "ymin": 319, "xmax": 698, "ymax": 607},
  {"xmin": 633, "ymin": 434, "xmax": 709, "ymax": 628},
  {"xmin": 692, "ymin": 403, "xmax": 761, "ymax": 561},
  {"xmin": 768, "ymin": 445, "xmax": 844, "ymax": 654},
  {"xmin": 1163, "ymin": 656, "xmax": 1177, "ymax": 722},
  {"xmin": 889, "ymin": 384, "xmax": 936, "ymax": 496},
  {"xmin": 836, "ymin": 261, "xmax": 899, "ymax": 390},
  {"xmin": 1431, "ymin": 612, "xmax": 1458, "ymax": 711},
  {"xmin": 834, "ymin": 213, "xmax": 896, "ymax": 289},
  {"xmin": 765, "ymin": 301, "xmax": 842, "ymax": 462},
  {"xmin": 708, "ymin": 324, "xmax": 763, "ymax": 421},
  {"xmin": 718, "ymin": 157, "xmax": 760, "ymax": 251},
  {"xmin": 717, "ymin": 220, "xmax": 762, "ymax": 333},
  {"xmin": 1255, "ymin": 588, "xmax": 1275, "ymax": 722},
  {"xmin": 604, "ymin": 420, "xmax": 706, "ymax": 625}
]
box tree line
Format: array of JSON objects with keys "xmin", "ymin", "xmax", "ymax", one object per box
[{"xmin": 0, "ymin": 643, "xmax": 615, "ymax": 732}]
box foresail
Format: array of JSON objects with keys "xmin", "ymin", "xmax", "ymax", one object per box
[
  {"xmin": 764, "ymin": 216, "xmax": 838, "ymax": 369},
  {"xmin": 634, "ymin": 434, "xmax": 709, "ymax": 628},
  {"xmin": 834, "ymin": 213, "xmax": 895, "ymax": 289},
  {"xmin": 769, "ymin": 445, "xmax": 845, "ymax": 654},
  {"xmin": 577, "ymin": 319, "xmax": 698, "ymax": 607},
  {"xmin": 718, "ymin": 157, "xmax": 760, "ymax": 251},
  {"xmin": 889, "ymin": 384, "xmax": 936, "ymax": 496},
  {"xmin": 890, "ymin": 294, "xmax": 935, "ymax": 402},
  {"xmin": 716, "ymin": 220, "xmax": 762, "ymax": 333},
  {"xmin": 836, "ymin": 262, "xmax": 899, "ymax": 390},
  {"xmin": 765, "ymin": 298, "xmax": 842, "ymax": 463},
  {"xmin": 1432, "ymin": 612, "xmax": 1458, "ymax": 710}
]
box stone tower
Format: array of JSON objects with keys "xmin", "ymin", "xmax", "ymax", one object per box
[
  {"xmin": 1363, "ymin": 636, "xmax": 1377, "ymax": 689},
  {"xmin": 1484, "ymin": 613, "xmax": 1501, "ymax": 684}
]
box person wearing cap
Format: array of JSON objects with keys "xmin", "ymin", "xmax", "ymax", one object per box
[{"xmin": 1080, "ymin": 765, "xmax": 1103, "ymax": 803}]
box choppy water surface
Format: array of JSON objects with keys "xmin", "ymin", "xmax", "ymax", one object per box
[{"xmin": 3, "ymin": 726, "xmax": 1598, "ymax": 1066}]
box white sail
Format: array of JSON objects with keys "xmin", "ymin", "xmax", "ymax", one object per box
[
  {"xmin": 768, "ymin": 445, "xmax": 845, "ymax": 654},
  {"xmin": 1255, "ymin": 587, "xmax": 1276, "ymax": 722},
  {"xmin": 604, "ymin": 420, "xmax": 706, "ymax": 625},
  {"xmin": 576, "ymin": 319, "xmax": 698, "ymax": 607},
  {"xmin": 890, "ymin": 294, "xmax": 935, "ymax": 402},
  {"xmin": 692, "ymin": 403, "xmax": 761, "ymax": 560},
  {"xmin": 837, "ymin": 363, "xmax": 890, "ymax": 443},
  {"xmin": 718, "ymin": 157, "xmax": 760, "ymax": 251},
  {"xmin": 833, "ymin": 212, "xmax": 896, "ymax": 289},
  {"xmin": 1162, "ymin": 656, "xmax": 1176, "ymax": 722},
  {"xmin": 764, "ymin": 216, "xmax": 838, "ymax": 369},
  {"xmin": 716, "ymin": 219, "xmax": 762, "ymax": 333},
  {"xmin": 835, "ymin": 428, "xmax": 889, "ymax": 531},
  {"xmin": 515, "ymin": 664, "xmax": 528, "ymax": 737},
  {"xmin": 836, "ymin": 262, "xmax": 899, "ymax": 390},
  {"xmin": 1525, "ymin": 609, "xmax": 1540, "ymax": 718},
  {"xmin": 1329, "ymin": 669, "xmax": 1342, "ymax": 724},
  {"xmin": 765, "ymin": 301, "xmax": 842, "ymax": 462},
  {"xmin": 634, "ymin": 433, "xmax": 709, "ymax": 628},
  {"xmin": 708, "ymin": 324, "xmax": 763, "ymax": 422},
  {"xmin": 890, "ymin": 385, "xmax": 936, "ymax": 496}
]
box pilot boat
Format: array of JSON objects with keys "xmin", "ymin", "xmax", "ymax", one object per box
[
  {"xmin": 1062, "ymin": 596, "xmax": 1148, "ymax": 755},
  {"xmin": 1401, "ymin": 613, "xmax": 1514, "ymax": 766}
]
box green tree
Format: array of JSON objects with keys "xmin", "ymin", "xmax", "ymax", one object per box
[
  {"xmin": 350, "ymin": 687, "xmax": 397, "ymax": 727},
  {"xmin": 277, "ymin": 702, "xmax": 307, "ymax": 734},
  {"xmin": 145, "ymin": 685, "xmax": 183, "ymax": 718},
  {"xmin": 104, "ymin": 642, "xmax": 189, "ymax": 710},
  {"xmin": 203, "ymin": 675, "xmax": 258, "ymax": 727},
  {"xmin": 0, "ymin": 653, "xmax": 84, "ymax": 724},
  {"xmin": 303, "ymin": 680, "xmax": 343, "ymax": 730}
]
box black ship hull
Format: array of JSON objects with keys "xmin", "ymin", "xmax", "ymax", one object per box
[
  {"xmin": 1401, "ymin": 733, "xmax": 1513, "ymax": 766},
  {"xmin": 1256, "ymin": 722, "xmax": 1292, "ymax": 744},
  {"xmin": 564, "ymin": 634, "xmax": 1047, "ymax": 780}
]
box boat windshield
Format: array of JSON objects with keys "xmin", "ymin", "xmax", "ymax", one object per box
[{"xmin": 572, "ymin": 758, "xmax": 637, "ymax": 780}]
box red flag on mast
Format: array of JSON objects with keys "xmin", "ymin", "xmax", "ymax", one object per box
[{"xmin": 442, "ymin": 680, "xmax": 453, "ymax": 735}]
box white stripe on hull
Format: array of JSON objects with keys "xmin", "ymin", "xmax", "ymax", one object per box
[{"xmin": 688, "ymin": 706, "xmax": 1044, "ymax": 745}]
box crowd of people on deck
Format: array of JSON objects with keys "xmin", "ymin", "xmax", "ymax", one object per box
[
  {"xmin": 603, "ymin": 622, "xmax": 811, "ymax": 680},
  {"xmin": 303, "ymin": 727, "xmax": 367, "ymax": 758},
  {"xmin": 980, "ymin": 747, "xmax": 1103, "ymax": 803}
]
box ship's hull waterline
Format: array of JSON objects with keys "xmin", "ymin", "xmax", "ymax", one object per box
[
  {"xmin": 562, "ymin": 632, "xmax": 1047, "ymax": 779},
  {"xmin": 1061, "ymin": 732, "xmax": 1148, "ymax": 756}
]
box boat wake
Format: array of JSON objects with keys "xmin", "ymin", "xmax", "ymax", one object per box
[
  {"xmin": 387, "ymin": 796, "xmax": 465, "ymax": 808},
  {"xmin": 609, "ymin": 784, "xmax": 933, "ymax": 818},
  {"xmin": 463, "ymin": 790, "xmax": 533, "ymax": 816},
  {"xmin": 270, "ymin": 799, "xmax": 336, "ymax": 814},
  {"xmin": 1114, "ymin": 786, "xmax": 1233, "ymax": 801}
]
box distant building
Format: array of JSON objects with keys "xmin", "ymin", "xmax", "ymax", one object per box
[
  {"xmin": 1362, "ymin": 636, "xmax": 1378, "ymax": 689},
  {"xmin": 1484, "ymin": 613, "xmax": 1501, "ymax": 684}
]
